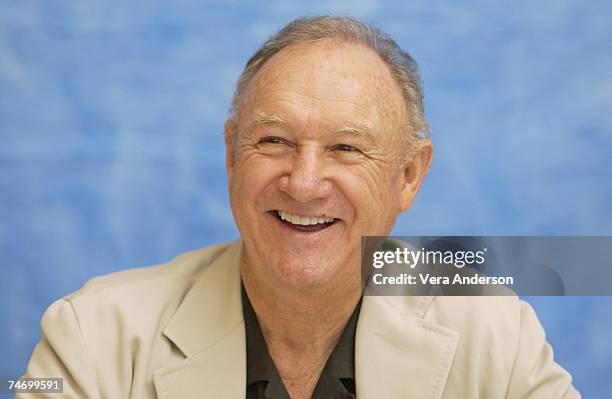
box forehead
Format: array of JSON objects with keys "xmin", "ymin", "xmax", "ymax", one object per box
[{"xmin": 238, "ymin": 39, "xmax": 406, "ymax": 133}]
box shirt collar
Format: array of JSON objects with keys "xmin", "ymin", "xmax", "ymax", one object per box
[{"xmin": 242, "ymin": 283, "xmax": 281, "ymax": 386}]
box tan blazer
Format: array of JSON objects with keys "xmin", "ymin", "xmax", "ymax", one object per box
[{"xmin": 19, "ymin": 241, "xmax": 580, "ymax": 398}]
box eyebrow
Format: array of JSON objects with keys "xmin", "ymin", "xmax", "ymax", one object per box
[
  {"xmin": 248, "ymin": 110, "xmax": 376, "ymax": 143},
  {"xmin": 334, "ymin": 124, "xmax": 376, "ymax": 145},
  {"xmin": 335, "ymin": 125, "xmax": 373, "ymax": 137},
  {"xmin": 248, "ymin": 111, "xmax": 288, "ymax": 127}
]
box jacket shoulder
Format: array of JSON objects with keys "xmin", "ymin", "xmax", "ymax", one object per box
[
  {"xmin": 25, "ymin": 241, "xmax": 239, "ymax": 398},
  {"xmin": 55, "ymin": 241, "xmax": 238, "ymax": 349},
  {"xmin": 65, "ymin": 241, "xmax": 234, "ymax": 302}
]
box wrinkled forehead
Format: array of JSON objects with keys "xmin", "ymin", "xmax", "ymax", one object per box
[{"xmin": 237, "ymin": 39, "xmax": 407, "ymax": 135}]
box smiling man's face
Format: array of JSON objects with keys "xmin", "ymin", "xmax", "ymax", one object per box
[{"xmin": 226, "ymin": 39, "xmax": 431, "ymax": 290}]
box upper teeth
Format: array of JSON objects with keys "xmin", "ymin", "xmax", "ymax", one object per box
[{"xmin": 277, "ymin": 210, "xmax": 334, "ymax": 225}]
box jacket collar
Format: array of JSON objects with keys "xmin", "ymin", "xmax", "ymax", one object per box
[
  {"xmin": 356, "ymin": 293, "xmax": 458, "ymax": 399},
  {"xmin": 154, "ymin": 241, "xmax": 246, "ymax": 398},
  {"xmin": 153, "ymin": 241, "xmax": 458, "ymax": 399}
]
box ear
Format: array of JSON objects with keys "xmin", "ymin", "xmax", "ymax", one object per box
[
  {"xmin": 399, "ymin": 139, "xmax": 434, "ymax": 212},
  {"xmin": 224, "ymin": 119, "xmax": 237, "ymax": 183}
]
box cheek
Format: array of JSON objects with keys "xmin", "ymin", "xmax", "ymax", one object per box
[
  {"xmin": 231, "ymin": 156, "xmax": 281, "ymax": 212},
  {"xmin": 353, "ymin": 162, "xmax": 402, "ymax": 201},
  {"xmin": 335, "ymin": 165, "xmax": 403, "ymax": 228}
]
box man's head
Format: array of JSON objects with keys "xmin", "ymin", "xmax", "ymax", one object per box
[{"xmin": 225, "ymin": 16, "xmax": 433, "ymax": 290}]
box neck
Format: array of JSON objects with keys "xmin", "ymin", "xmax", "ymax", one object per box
[
  {"xmin": 241, "ymin": 257, "xmax": 361, "ymax": 347},
  {"xmin": 240, "ymin": 252, "xmax": 361, "ymax": 397}
]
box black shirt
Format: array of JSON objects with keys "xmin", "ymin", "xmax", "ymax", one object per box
[{"xmin": 242, "ymin": 284, "xmax": 361, "ymax": 399}]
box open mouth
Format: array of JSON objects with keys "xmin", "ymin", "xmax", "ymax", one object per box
[{"xmin": 272, "ymin": 210, "xmax": 336, "ymax": 232}]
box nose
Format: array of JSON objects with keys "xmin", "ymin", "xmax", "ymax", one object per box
[{"xmin": 278, "ymin": 146, "xmax": 332, "ymax": 203}]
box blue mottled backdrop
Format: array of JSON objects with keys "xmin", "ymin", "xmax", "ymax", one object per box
[{"xmin": 1, "ymin": 1, "xmax": 611, "ymax": 397}]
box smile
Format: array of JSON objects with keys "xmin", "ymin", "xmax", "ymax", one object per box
[
  {"xmin": 277, "ymin": 210, "xmax": 334, "ymax": 225},
  {"xmin": 274, "ymin": 210, "xmax": 336, "ymax": 232}
]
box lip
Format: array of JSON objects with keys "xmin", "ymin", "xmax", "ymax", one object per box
[
  {"xmin": 268, "ymin": 210, "xmax": 338, "ymax": 235},
  {"xmin": 274, "ymin": 209, "xmax": 337, "ymax": 221}
]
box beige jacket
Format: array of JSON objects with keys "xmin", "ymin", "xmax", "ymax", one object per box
[{"xmin": 19, "ymin": 241, "xmax": 580, "ymax": 398}]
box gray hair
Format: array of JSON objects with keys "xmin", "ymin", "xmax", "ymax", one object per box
[{"xmin": 228, "ymin": 16, "xmax": 429, "ymax": 147}]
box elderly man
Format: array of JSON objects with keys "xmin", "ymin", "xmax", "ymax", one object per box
[{"xmin": 20, "ymin": 16, "xmax": 579, "ymax": 399}]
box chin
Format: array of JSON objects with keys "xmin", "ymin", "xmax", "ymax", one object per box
[{"xmin": 269, "ymin": 257, "xmax": 341, "ymax": 289}]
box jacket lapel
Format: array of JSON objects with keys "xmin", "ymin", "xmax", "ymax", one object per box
[
  {"xmin": 153, "ymin": 241, "xmax": 246, "ymax": 399},
  {"xmin": 356, "ymin": 293, "xmax": 459, "ymax": 399}
]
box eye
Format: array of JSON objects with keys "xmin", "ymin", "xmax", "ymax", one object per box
[
  {"xmin": 333, "ymin": 144, "xmax": 360, "ymax": 153},
  {"xmin": 259, "ymin": 136, "xmax": 288, "ymax": 145}
]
